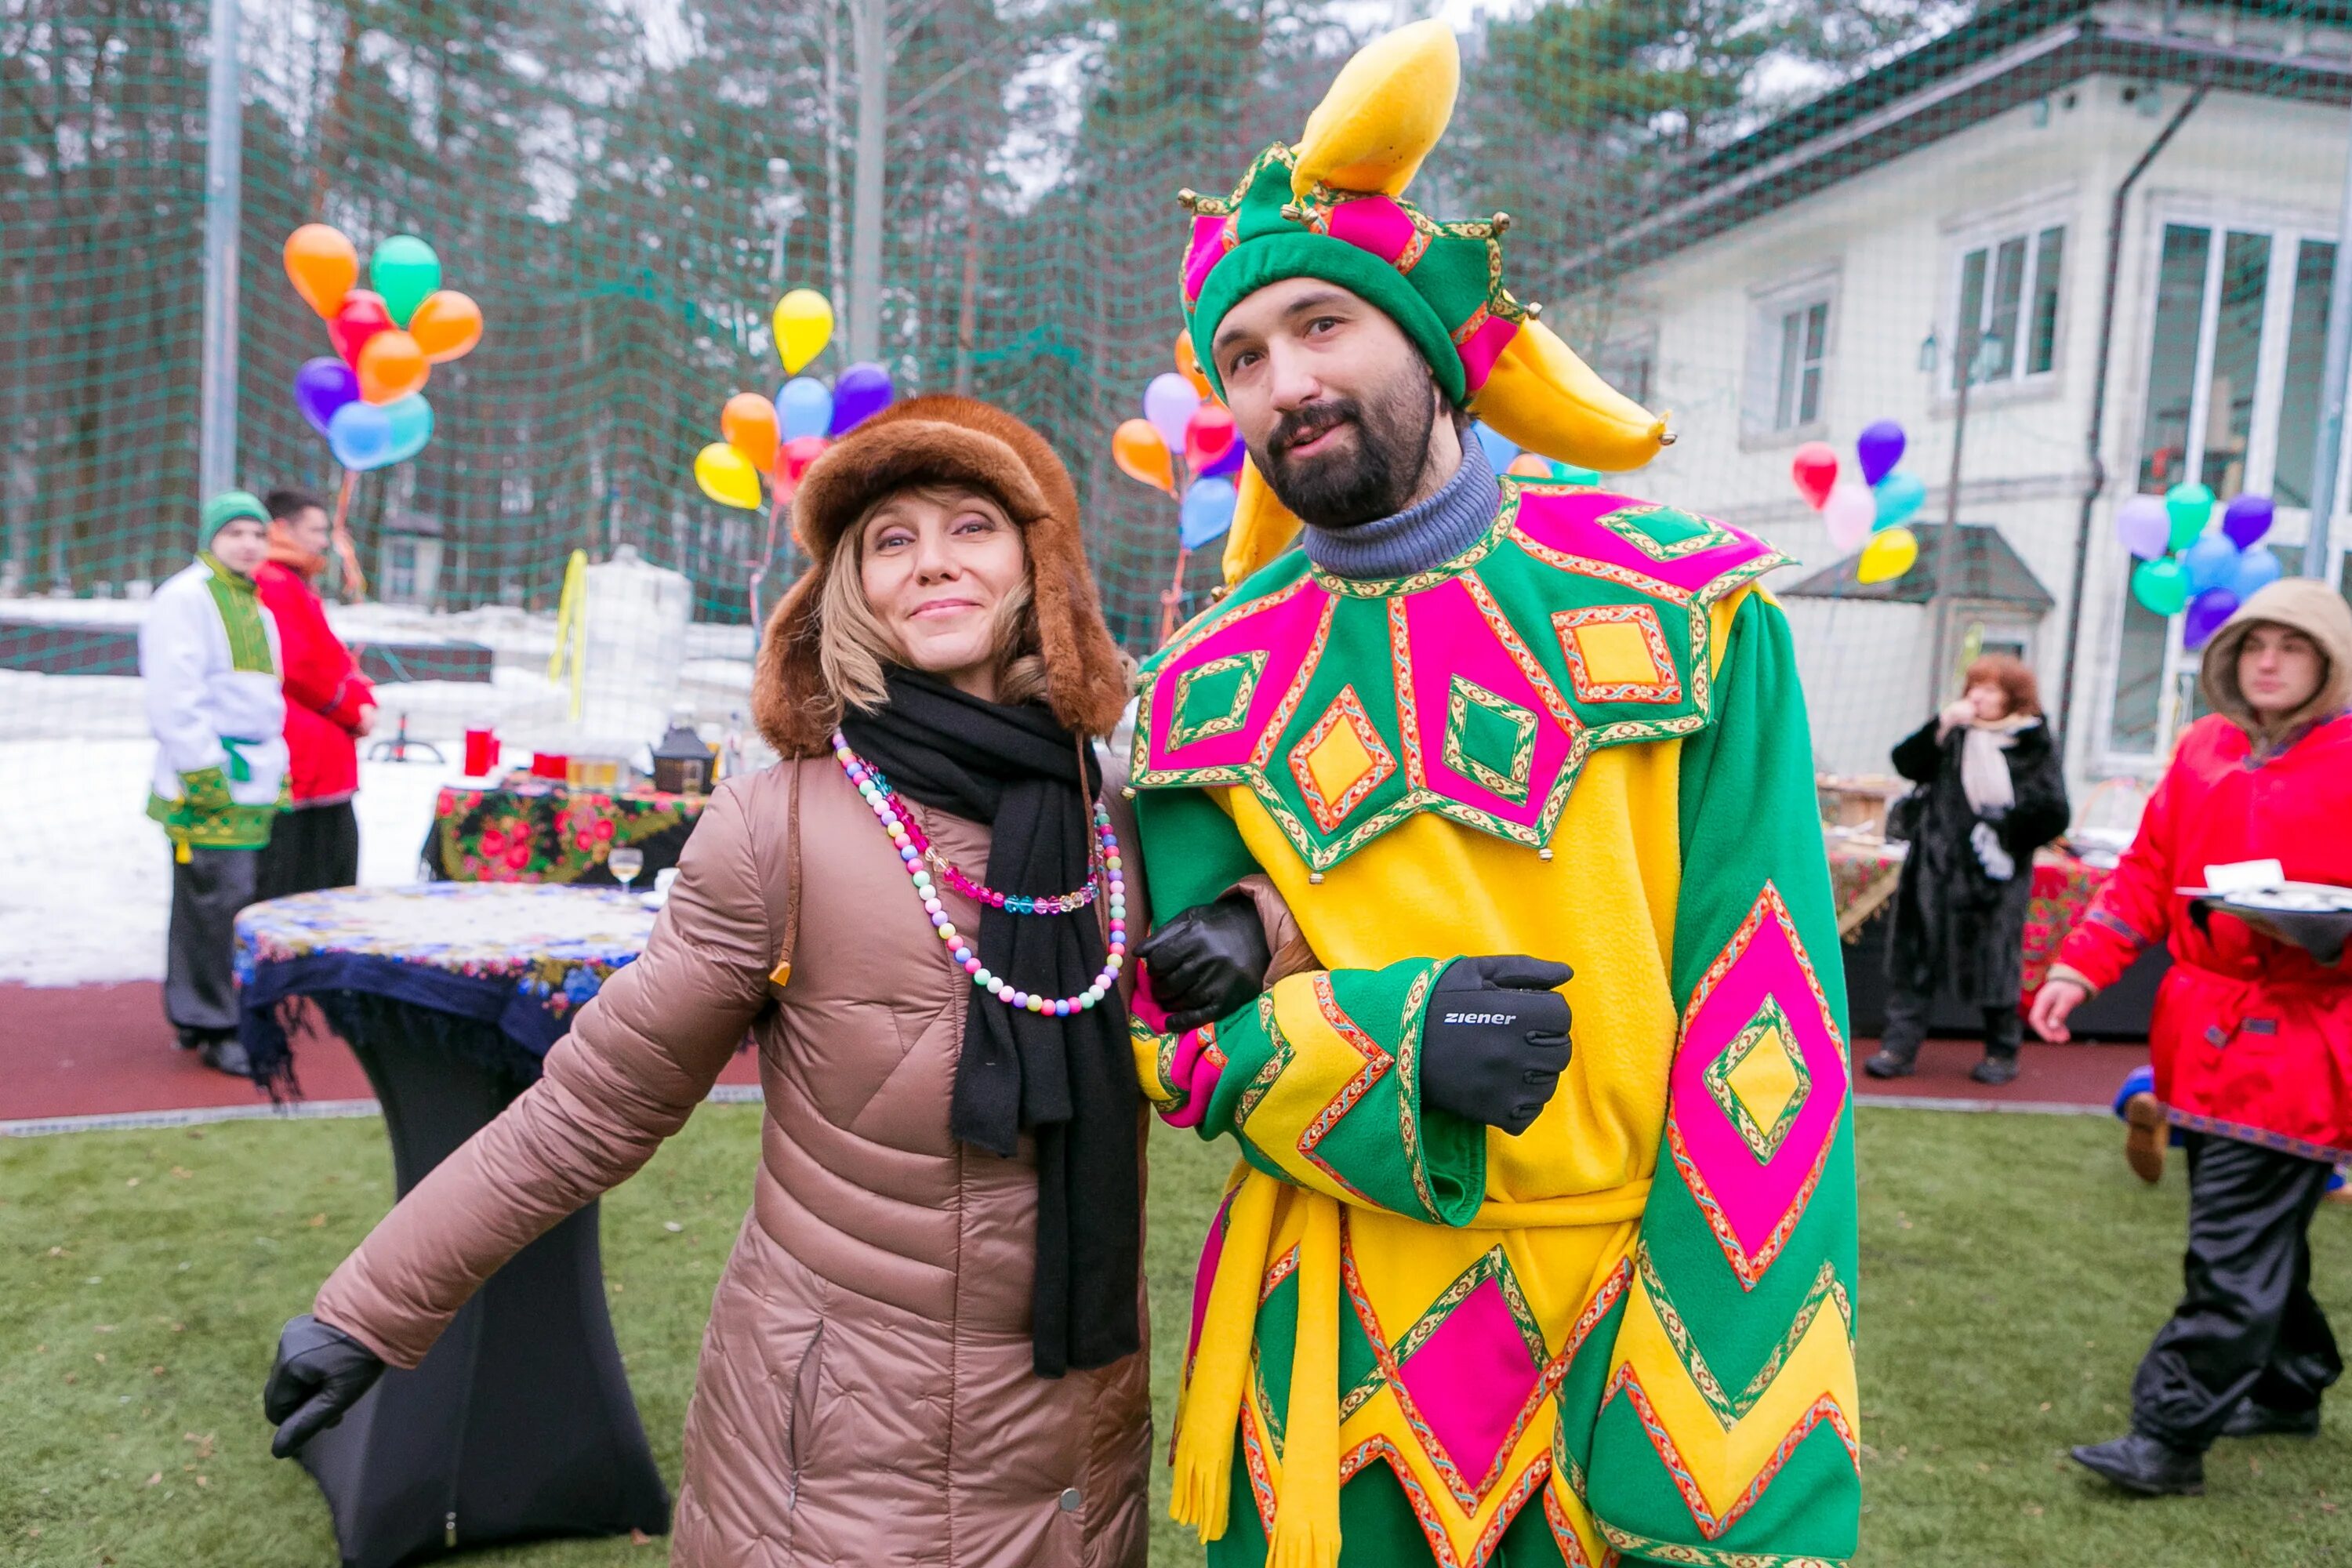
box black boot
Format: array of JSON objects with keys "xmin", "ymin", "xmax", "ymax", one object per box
[
  {"xmin": 194, "ymin": 1032, "xmax": 252, "ymax": 1079},
  {"xmin": 2218, "ymin": 1399, "xmax": 2321, "ymax": 1439},
  {"xmin": 1863, "ymin": 1043, "xmax": 1918, "ymax": 1079},
  {"xmin": 2070, "ymin": 1432, "xmax": 2204, "ymax": 1496},
  {"xmin": 1969, "ymin": 1051, "xmax": 2020, "ymax": 1086}
]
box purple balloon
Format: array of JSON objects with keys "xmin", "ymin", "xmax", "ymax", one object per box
[
  {"xmin": 2114, "ymin": 494, "xmax": 2172, "ymax": 561},
  {"xmin": 1197, "ymin": 434, "xmax": 1247, "ymax": 479},
  {"xmin": 2183, "ymin": 586, "xmax": 2239, "ymax": 650},
  {"xmin": 294, "ymin": 356, "xmax": 359, "ymax": 437},
  {"xmin": 2220, "ymin": 492, "xmax": 2274, "ymax": 549},
  {"xmin": 1856, "ymin": 419, "xmax": 1907, "ymax": 488},
  {"xmin": 828, "ymin": 361, "xmax": 895, "ymax": 435}
]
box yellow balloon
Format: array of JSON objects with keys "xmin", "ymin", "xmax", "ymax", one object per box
[
  {"xmin": 694, "ymin": 442, "xmax": 764, "ymax": 510},
  {"xmin": 773, "ymin": 289, "xmax": 835, "ymax": 375},
  {"xmin": 1857, "ymin": 525, "xmax": 1920, "ymax": 585}
]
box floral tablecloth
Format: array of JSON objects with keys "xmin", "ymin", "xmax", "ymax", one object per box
[
  {"xmin": 1825, "ymin": 837, "xmax": 2113, "ymax": 996},
  {"xmin": 425, "ymin": 781, "xmax": 708, "ymax": 884},
  {"xmin": 235, "ymin": 882, "xmax": 656, "ymax": 1091}
]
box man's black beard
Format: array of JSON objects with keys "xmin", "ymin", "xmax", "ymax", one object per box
[{"xmin": 1247, "ymin": 370, "xmax": 1441, "ymax": 531}]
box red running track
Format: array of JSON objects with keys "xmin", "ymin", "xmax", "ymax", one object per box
[{"xmin": 0, "ymin": 982, "xmax": 764, "ymax": 1124}]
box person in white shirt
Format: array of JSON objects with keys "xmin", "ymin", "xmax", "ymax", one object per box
[{"xmin": 139, "ymin": 491, "xmax": 289, "ymax": 1076}]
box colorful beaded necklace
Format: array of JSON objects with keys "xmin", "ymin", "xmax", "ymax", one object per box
[{"xmin": 833, "ymin": 731, "xmax": 1127, "ymax": 1015}]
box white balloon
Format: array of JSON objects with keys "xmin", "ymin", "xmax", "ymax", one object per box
[{"xmin": 1822, "ymin": 481, "xmax": 1877, "ymax": 551}]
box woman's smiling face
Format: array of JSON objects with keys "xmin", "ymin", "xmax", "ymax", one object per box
[{"xmin": 856, "ymin": 486, "xmax": 1029, "ymax": 701}]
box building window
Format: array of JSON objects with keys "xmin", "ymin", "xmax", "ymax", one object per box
[
  {"xmin": 386, "ymin": 538, "xmax": 417, "ymax": 604},
  {"xmin": 1772, "ymin": 299, "xmax": 1828, "ymax": 430},
  {"xmin": 2273, "ymin": 239, "xmax": 2336, "ymax": 510},
  {"xmin": 1954, "ymin": 224, "xmax": 2065, "ymax": 386}
]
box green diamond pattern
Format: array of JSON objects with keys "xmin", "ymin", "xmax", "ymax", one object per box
[
  {"xmin": 1443, "ymin": 676, "xmax": 1537, "ymax": 804},
  {"xmin": 1700, "ymin": 996, "xmax": 1814, "ymax": 1164},
  {"xmin": 1168, "ymin": 649, "xmax": 1268, "ymax": 750}
]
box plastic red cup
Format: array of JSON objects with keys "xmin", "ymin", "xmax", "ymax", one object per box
[
  {"xmin": 464, "ymin": 728, "xmax": 499, "ymax": 777},
  {"xmin": 532, "ymin": 751, "xmax": 570, "ymax": 781}
]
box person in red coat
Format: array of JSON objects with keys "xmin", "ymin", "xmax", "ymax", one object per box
[
  {"xmin": 253, "ymin": 488, "xmax": 377, "ymax": 899},
  {"xmin": 2033, "ymin": 577, "xmax": 2352, "ymax": 1495}
]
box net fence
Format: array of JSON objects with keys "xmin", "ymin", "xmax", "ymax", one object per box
[{"xmin": 3, "ymin": 0, "xmax": 2348, "ymax": 778}]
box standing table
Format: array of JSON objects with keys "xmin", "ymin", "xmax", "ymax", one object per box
[
  {"xmin": 234, "ymin": 884, "xmax": 671, "ymax": 1568},
  {"xmin": 423, "ymin": 778, "xmax": 709, "ymax": 884}
]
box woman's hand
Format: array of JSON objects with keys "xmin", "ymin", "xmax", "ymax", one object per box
[
  {"xmin": 1938, "ymin": 699, "xmax": 1976, "ymax": 736},
  {"xmin": 1134, "ymin": 894, "xmax": 1274, "ymax": 1033},
  {"xmin": 263, "ymin": 1313, "xmax": 384, "ymax": 1457},
  {"xmin": 2028, "ymin": 978, "xmax": 2089, "ymax": 1044}
]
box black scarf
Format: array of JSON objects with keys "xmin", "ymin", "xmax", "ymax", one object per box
[{"xmin": 839, "ymin": 668, "xmax": 1141, "ymax": 1377}]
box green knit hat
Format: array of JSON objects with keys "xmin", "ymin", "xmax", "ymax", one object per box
[
  {"xmin": 198, "ymin": 490, "xmax": 268, "ymax": 550},
  {"xmin": 1178, "ymin": 143, "xmax": 1525, "ymax": 408}
]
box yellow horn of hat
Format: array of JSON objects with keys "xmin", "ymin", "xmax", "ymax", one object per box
[{"xmin": 1290, "ymin": 18, "xmax": 1459, "ymax": 198}]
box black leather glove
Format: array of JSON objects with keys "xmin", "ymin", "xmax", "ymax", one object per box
[
  {"xmin": 263, "ymin": 1313, "xmax": 385, "ymax": 1458},
  {"xmin": 1134, "ymin": 892, "xmax": 1275, "ymax": 1033},
  {"xmin": 1420, "ymin": 956, "xmax": 1573, "ymax": 1137}
]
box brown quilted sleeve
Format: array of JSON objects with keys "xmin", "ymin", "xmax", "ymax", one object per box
[
  {"xmin": 1232, "ymin": 872, "xmax": 1316, "ymax": 985},
  {"xmin": 313, "ymin": 777, "xmax": 774, "ymax": 1367}
]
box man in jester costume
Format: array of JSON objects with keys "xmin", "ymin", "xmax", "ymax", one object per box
[{"xmin": 1124, "ymin": 22, "xmax": 1860, "ymax": 1568}]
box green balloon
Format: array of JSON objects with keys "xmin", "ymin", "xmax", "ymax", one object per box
[
  {"xmin": 369, "ymin": 234, "xmax": 442, "ymax": 328},
  {"xmin": 2132, "ymin": 557, "xmax": 2190, "ymax": 617},
  {"xmin": 2164, "ymin": 481, "xmax": 2215, "ymax": 551}
]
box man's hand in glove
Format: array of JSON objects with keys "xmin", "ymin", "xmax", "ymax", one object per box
[
  {"xmin": 263, "ymin": 1313, "xmax": 385, "ymax": 1457},
  {"xmin": 1421, "ymin": 956, "xmax": 1573, "ymax": 1137},
  {"xmin": 1135, "ymin": 893, "xmax": 1276, "ymax": 1033}
]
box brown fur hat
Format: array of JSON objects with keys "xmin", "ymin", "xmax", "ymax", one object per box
[{"xmin": 751, "ymin": 394, "xmax": 1131, "ymax": 757}]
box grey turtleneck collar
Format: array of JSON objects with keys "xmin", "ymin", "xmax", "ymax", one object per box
[{"xmin": 1300, "ymin": 433, "xmax": 1501, "ymax": 581}]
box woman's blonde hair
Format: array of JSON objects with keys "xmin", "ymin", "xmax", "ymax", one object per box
[{"xmin": 818, "ymin": 483, "xmax": 1050, "ymax": 714}]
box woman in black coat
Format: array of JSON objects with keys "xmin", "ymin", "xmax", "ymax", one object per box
[{"xmin": 1864, "ymin": 655, "xmax": 2071, "ymax": 1085}]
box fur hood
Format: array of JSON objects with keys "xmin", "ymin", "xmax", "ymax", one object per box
[
  {"xmin": 2199, "ymin": 576, "xmax": 2352, "ymax": 743},
  {"xmin": 750, "ymin": 395, "xmax": 1131, "ymax": 757}
]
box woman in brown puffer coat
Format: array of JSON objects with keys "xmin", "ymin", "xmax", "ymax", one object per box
[{"xmin": 262, "ymin": 397, "xmax": 1153, "ymax": 1567}]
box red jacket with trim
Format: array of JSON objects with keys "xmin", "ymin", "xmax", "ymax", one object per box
[
  {"xmin": 2055, "ymin": 712, "xmax": 2352, "ymax": 1161},
  {"xmin": 255, "ymin": 560, "xmax": 375, "ymax": 807}
]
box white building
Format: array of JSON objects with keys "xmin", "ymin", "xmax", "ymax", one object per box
[{"xmin": 1570, "ymin": 0, "xmax": 2352, "ymax": 790}]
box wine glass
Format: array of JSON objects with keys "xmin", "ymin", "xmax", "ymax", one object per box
[{"xmin": 608, "ymin": 847, "xmax": 645, "ymax": 892}]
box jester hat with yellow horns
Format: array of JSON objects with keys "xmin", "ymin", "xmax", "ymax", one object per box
[{"xmin": 1178, "ymin": 20, "xmax": 1668, "ymax": 587}]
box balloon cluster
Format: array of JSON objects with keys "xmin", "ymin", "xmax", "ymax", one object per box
[
  {"xmin": 2117, "ymin": 485, "xmax": 2280, "ymax": 648},
  {"xmin": 1112, "ymin": 336, "xmax": 1243, "ymax": 550},
  {"xmin": 692, "ymin": 289, "xmax": 898, "ymax": 514},
  {"xmin": 1472, "ymin": 424, "xmax": 1601, "ymax": 487},
  {"xmin": 282, "ymin": 224, "xmax": 482, "ymax": 472},
  {"xmin": 1791, "ymin": 420, "xmax": 1924, "ymax": 585}
]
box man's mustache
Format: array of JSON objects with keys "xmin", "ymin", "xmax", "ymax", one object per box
[{"xmin": 1271, "ymin": 400, "xmax": 1361, "ymax": 458}]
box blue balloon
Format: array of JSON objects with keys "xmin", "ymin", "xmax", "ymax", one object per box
[
  {"xmin": 777, "ymin": 376, "xmax": 833, "ymax": 441},
  {"xmin": 1871, "ymin": 470, "xmax": 1926, "ymax": 530},
  {"xmin": 327, "ymin": 401, "xmax": 394, "ymax": 471},
  {"xmin": 2230, "ymin": 543, "xmax": 2283, "ymax": 599},
  {"xmin": 383, "ymin": 394, "xmax": 434, "ymax": 466},
  {"xmin": 2180, "ymin": 531, "xmax": 2241, "ymax": 594},
  {"xmin": 1472, "ymin": 423, "xmax": 1518, "ymax": 473},
  {"xmin": 1179, "ymin": 476, "xmax": 1238, "ymax": 550}
]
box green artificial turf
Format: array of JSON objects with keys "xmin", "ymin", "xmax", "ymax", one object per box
[{"xmin": 2, "ymin": 1106, "xmax": 2346, "ymax": 1566}]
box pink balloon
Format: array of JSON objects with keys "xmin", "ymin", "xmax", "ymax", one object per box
[
  {"xmin": 1822, "ymin": 481, "xmax": 1876, "ymax": 551},
  {"xmin": 1143, "ymin": 373, "xmax": 1200, "ymax": 456}
]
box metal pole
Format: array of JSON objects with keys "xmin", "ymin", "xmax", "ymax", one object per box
[
  {"xmin": 2303, "ymin": 109, "xmax": 2352, "ymax": 592},
  {"xmin": 198, "ymin": 0, "xmax": 243, "ymax": 499},
  {"xmin": 848, "ymin": 0, "xmax": 887, "ymax": 363},
  {"xmin": 1926, "ymin": 323, "xmax": 1976, "ymax": 709}
]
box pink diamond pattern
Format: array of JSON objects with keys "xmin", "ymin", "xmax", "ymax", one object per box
[{"xmin": 1394, "ymin": 1275, "xmax": 1541, "ymax": 1488}]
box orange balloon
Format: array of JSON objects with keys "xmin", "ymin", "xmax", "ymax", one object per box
[
  {"xmin": 1505, "ymin": 452, "xmax": 1553, "ymax": 478},
  {"xmin": 721, "ymin": 392, "xmax": 781, "ymax": 473},
  {"xmin": 284, "ymin": 224, "xmax": 358, "ymax": 319},
  {"xmin": 356, "ymin": 331, "xmax": 429, "ymax": 405},
  {"xmin": 1174, "ymin": 332, "xmax": 1213, "ymax": 398},
  {"xmin": 408, "ymin": 290, "xmax": 483, "ymax": 363},
  {"xmin": 1112, "ymin": 418, "xmax": 1175, "ymax": 495}
]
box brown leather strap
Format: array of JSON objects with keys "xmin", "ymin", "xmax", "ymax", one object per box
[{"xmin": 768, "ymin": 757, "xmax": 805, "ymax": 989}]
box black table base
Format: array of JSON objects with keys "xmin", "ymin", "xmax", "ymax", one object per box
[
  {"xmin": 299, "ymin": 996, "xmax": 670, "ymax": 1568},
  {"xmin": 1842, "ymin": 906, "xmax": 2167, "ymax": 1044}
]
